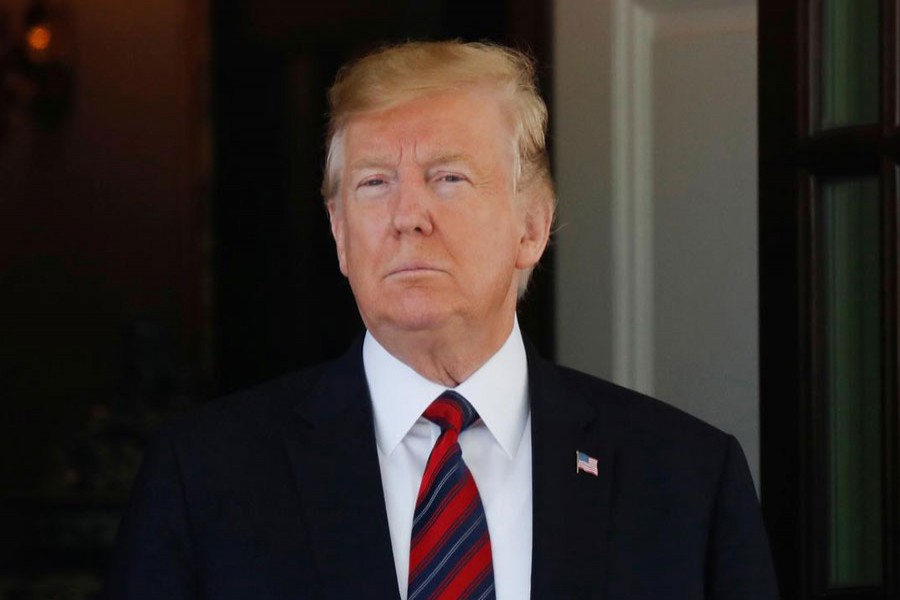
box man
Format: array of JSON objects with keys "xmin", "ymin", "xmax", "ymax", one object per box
[{"xmin": 107, "ymin": 41, "xmax": 779, "ymax": 599}]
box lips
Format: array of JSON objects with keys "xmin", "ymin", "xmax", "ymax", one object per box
[{"xmin": 386, "ymin": 262, "xmax": 445, "ymax": 277}]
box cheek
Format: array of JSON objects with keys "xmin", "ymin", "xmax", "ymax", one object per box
[
  {"xmin": 464, "ymin": 219, "xmax": 522, "ymax": 277},
  {"xmin": 343, "ymin": 218, "xmax": 383, "ymax": 269}
]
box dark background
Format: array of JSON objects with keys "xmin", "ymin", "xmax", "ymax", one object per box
[{"xmin": 0, "ymin": 0, "xmax": 552, "ymax": 595}]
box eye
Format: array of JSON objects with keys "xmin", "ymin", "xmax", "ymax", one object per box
[
  {"xmin": 357, "ymin": 176, "xmax": 388, "ymax": 189},
  {"xmin": 433, "ymin": 173, "xmax": 467, "ymax": 184}
]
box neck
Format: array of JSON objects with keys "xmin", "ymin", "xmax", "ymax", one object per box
[{"xmin": 369, "ymin": 314, "xmax": 516, "ymax": 387}]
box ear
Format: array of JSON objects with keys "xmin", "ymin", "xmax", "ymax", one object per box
[
  {"xmin": 327, "ymin": 199, "xmax": 349, "ymax": 277},
  {"xmin": 515, "ymin": 195, "xmax": 553, "ymax": 270}
]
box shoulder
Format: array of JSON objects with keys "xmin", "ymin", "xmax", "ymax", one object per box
[
  {"xmin": 148, "ymin": 360, "xmax": 333, "ymax": 465},
  {"xmin": 534, "ymin": 357, "xmax": 738, "ymax": 467},
  {"xmin": 187, "ymin": 364, "xmax": 324, "ymax": 425},
  {"xmin": 157, "ymin": 336, "xmax": 365, "ymax": 446},
  {"xmin": 561, "ymin": 363, "xmax": 725, "ymax": 437},
  {"xmin": 532, "ymin": 365, "xmax": 776, "ymax": 596}
]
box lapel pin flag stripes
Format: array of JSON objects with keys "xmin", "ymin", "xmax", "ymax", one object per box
[{"xmin": 576, "ymin": 451, "xmax": 599, "ymax": 476}]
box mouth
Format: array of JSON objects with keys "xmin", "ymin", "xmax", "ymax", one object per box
[{"xmin": 386, "ymin": 263, "xmax": 445, "ymax": 277}]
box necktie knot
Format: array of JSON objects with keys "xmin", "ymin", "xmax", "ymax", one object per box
[{"xmin": 423, "ymin": 390, "xmax": 479, "ymax": 434}]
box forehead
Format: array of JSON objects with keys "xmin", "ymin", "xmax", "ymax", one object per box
[{"xmin": 342, "ymin": 88, "xmax": 514, "ymax": 165}]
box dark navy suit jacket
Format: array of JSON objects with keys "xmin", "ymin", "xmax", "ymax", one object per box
[{"xmin": 106, "ymin": 338, "xmax": 779, "ymax": 599}]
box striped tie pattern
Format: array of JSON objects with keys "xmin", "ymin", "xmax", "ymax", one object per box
[{"xmin": 408, "ymin": 391, "xmax": 495, "ymax": 600}]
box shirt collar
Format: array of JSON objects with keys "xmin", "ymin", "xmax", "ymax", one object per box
[{"xmin": 364, "ymin": 318, "xmax": 530, "ymax": 461}]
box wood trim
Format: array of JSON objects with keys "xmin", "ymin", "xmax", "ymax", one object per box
[
  {"xmin": 808, "ymin": 171, "xmax": 837, "ymax": 596},
  {"xmin": 185, "ymin": 0, "xmax": 214, "ymax": 392},
  {"xmin": 803, "ymin": 171, "xmax": 820, "ymax": 596},
  {"xmin": 759, "ymin": 0, "xmax": 804, "ymax": 595},
  {"xmin": 797, "ymin": 127, "xmax": 883, "ymax": 175},
  {"xmin": 877, "ymin": 2, "xmax": 898, "ymax": 595},
  {"xmin": 883, "ymin": 0, "xmax": 898, "ymax": 131},
  {"xmin": 810, "ymin": 589, "xmax": 891, "ymax": 599},
  {"xmin": 881, "ymin": 161, "xmax": 899, "ymax": 596},
  {"xmin": 881, "ymin": 8, "xmax": 898, "ymax": 595},
  {"xmin": 805, "ymin": 0, "xmax": 819, "ymax": 138},
  {"xmin": 611, "ymin": 0, "xmax": 655, "ymax": 396}
]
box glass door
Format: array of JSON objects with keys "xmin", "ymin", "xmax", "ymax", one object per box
[{"xmin": 759, "ymin": 0, "xmax": 899, "ymax": 597}]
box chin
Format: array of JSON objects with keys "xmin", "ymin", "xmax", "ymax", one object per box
[
  {"xmin": 386, "ymin": 307, "xmax": 453, "ymax": 332},
  {"xmin": 376, "ymin": 294, "xmax": 458, "ymax": 333},
  {"xmin": 357, "ymin": 283, "xmax": 471, "ymax": 334}
]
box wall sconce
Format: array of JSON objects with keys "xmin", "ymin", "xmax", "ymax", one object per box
[{"xmin": 0, "ymin": 0, "xmax": 74, "ymax": 139}]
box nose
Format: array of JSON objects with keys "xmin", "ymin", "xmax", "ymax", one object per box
[{"xmin": 391, "ymin": 178, "xmax": 434, "ymax": 236}]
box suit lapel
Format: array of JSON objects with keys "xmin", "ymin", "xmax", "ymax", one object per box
[
  {"xmin": 528, "ymin": 345, "xmax": 615, "ymax": 600},
  {"xmin": 283, "ymin": 339, "xmax": 401, "ymax": 600}
]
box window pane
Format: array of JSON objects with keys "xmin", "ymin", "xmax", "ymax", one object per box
[
  {"xmin": 818, "ymin": 0, "xmax": 880, "ymax": 129},
  {"xmin": 820, "ymin": 177, "xmax": 883, "ymax": 587}
]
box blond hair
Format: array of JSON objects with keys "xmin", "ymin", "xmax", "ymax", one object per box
[{"xmin": 321, "ymin": 40, "xmax": 554, "ymax": 207}]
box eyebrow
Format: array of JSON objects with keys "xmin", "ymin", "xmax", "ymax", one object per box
[
  {"xmin": 421, "ymin": 152, "xmax": 484, "ymax": 178},
  {"xmin": 345, "ymin": 149, "xmax": 488, "ymax": 184},
  {"xmin": 424, "ymin": 152, "xmax": 471, "ymax": 167},
  {"xmin": 347, "ymin": 156, "xmax": 398, "ymax": 172},
  {"xmin": 348, "ymin": 151, "xmax": 479, "ymax": 173}
]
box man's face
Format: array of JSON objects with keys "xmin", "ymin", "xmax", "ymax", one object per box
[{"xmin": 328, "ymin": 87, "xmax": 548, "ymax": 343}]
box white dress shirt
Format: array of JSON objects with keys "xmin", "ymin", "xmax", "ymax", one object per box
[{"xmin": 364, "ymin": 319, "xmax": 533, "ymax": 600}]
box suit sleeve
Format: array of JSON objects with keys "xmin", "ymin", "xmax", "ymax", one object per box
[
  {"xmin": 104, "ymin": 430, "xmax": 197, "ymax": 600},
  {"xmin": 705, "ymin": 435, "xmax": 779, "ymax": 599}
]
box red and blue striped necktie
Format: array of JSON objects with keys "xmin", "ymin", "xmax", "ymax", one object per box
[{"xmin": 408, "ymin": 391, "xmax": 496, "ymax": 600}]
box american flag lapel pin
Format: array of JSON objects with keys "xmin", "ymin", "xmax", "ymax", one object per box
[{"xmin": 575, "ymin": 450, "xmax": 599, "ymax": 476}]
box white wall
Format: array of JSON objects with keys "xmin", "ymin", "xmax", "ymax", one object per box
[
  {"xmin": 554, "ymin": 1, "xmax": 616, "ymax": 381},
  {"xmin": 554, "ymin": 0, "xmax": 760, "ymax": 487}
]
